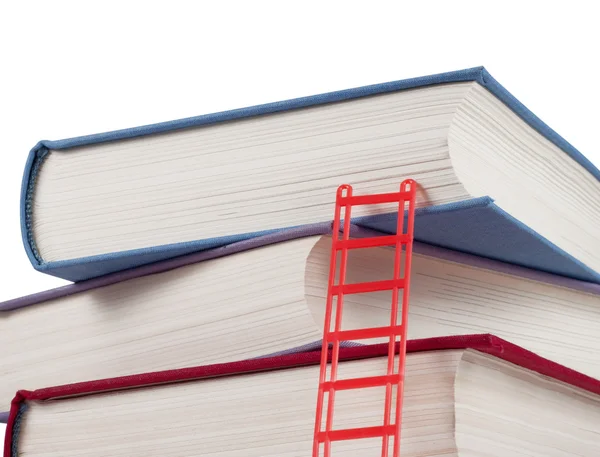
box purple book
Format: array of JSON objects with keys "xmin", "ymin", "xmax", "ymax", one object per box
[{"xmin": 2, "ymin": 223, "xmax": 599, "ymax": 422}]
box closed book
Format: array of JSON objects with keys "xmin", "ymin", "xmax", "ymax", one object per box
[
  {"xmin": 21, "ymin": 67, "xmax": 600, "ymax": 282},
  {"xmin": 5, "ymin": 335, "xmax": 600, "ymax": 457},
  {"xmin": 2, "ymin": 228, "xmax": 599, "ymax": 414}
]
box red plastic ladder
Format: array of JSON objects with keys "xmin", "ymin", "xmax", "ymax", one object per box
[{"xmin": 312, "ymin": 179, "xmax": 417, "ymax": 457}]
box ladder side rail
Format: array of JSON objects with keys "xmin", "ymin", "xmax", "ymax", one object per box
[
  {"xmin": 392, "ymin": 179, "xmax": 416, "ymax": 457},
  {"xmin": 312, "ymin": 185, "xmax": 346, "ymax": 457},
  {"xmin": 323, "ymin": 185, "xmax": 353, "ymax": 457},
  {"xmin": 381, "ymin": 181, "xmax": 411, "ymax": 457}
]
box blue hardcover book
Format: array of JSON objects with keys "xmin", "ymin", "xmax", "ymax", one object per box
[{"xmin": 21, "ymin": 66, "xmax": 600, "ymax": 282}]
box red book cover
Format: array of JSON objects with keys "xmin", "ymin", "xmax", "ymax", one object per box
[{"xmin": 6, "ymin": 334, "xmax": 600, "ymax": 457}]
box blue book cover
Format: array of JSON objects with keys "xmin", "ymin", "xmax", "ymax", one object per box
[{"xmin": 20, "ymin": 66, "xmax": 600, "ymax": 283}]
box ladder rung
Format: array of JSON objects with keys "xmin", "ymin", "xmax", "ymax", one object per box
[
  {"xmin": 328, "ymin": 325, "xmax": 403, "ymax": 341},
  {"xmin": 338, "ymin": 191, "xmax": 411, "ymax": 206},
  {"xmin": 332, "ymin": 279, "xmax": 404, "ymax": 295},
  {"xmin": 335, "ymin": 235, "xmax": 409, "ymax": 250},
  {"xmin": 321, "ymin": 374, "xmax": 400, "ymax": 391},
  {"xmin": 317, "ymin": 425, "xmax": 397, "ymax": 442}
]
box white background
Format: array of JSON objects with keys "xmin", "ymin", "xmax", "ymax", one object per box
[{"xmin": 1, "ymin": 0, "xmax": 599, "ymax": 438}]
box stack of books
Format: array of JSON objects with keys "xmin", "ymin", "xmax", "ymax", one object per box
[{"xmin": 2, "ymin": 66, "xmax": 600, "ymax": 456}]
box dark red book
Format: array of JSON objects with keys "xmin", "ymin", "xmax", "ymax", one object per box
[{"xmin": 6, "ymin": 334, "xmax": 600, "ymax": 457}]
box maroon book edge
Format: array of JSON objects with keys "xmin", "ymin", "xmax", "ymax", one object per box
[{"xmin": 5, "ymin": 333, "xmax": 600, "ymax": 456}]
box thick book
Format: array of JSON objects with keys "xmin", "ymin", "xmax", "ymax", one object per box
[
  {"xmin": 5, "ymin": 335, "xmax": 600, "ymax": 457},
  {"xmin": 21, "ymin": 66, "xmax": 600, "ymax": 282},
  {"xmin": 2, "ymin": 227, "xmax": 599, "ymax": 415}
]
